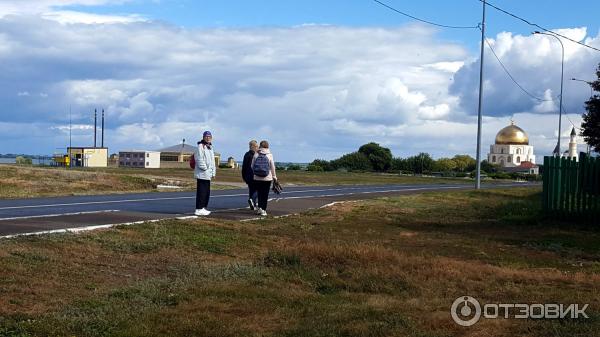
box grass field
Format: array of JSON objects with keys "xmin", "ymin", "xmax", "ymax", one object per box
[
  {"xmin": 0, "ymin": 165, "xmax": 481, "ymax": 199},
  {"xmin": 0, "ymin": 187, "xmax": 598, "ymax": 336}
]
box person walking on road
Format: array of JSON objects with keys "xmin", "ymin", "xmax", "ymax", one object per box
[
  {"xmin": 194, "ymin": 131, "xmax": 216, "ymax": 216},
  {"xmin": 242, "ymin": 140, "xmax": 259, "ymax": 210},
  {"xmin": 251, "ymin": 140, "xmax": 277, "ymax": 216}
]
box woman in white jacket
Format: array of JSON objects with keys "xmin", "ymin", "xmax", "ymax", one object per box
[
  {"xmin": 194, "ymin": 131, "xmax": 216, "ymax": 216},
  {"xmin": 251, "ymin": 140, "xmax": 277, "ymax": 216}
]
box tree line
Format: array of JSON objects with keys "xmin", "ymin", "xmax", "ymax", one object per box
[{"xmin": 307, "ymin": 142, "xmax": 499, "ymax": 175}]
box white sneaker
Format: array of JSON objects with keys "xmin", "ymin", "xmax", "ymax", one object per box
[
  {"xmin": 259, "ymin": 209, "xmax": 267, "ymax": 216},
  {"xmin": 255, "ymin": 207, "xmax": 262, "ymax": 215},
  {"xmin": 195, "ymin": 208, "xmax": 211, "ymax": 216}
]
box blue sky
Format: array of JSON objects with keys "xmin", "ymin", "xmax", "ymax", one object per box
[
  {"xmin": 63, "ymin": 0, "xmax": 600, "ymax": 50},
  {"xmin": 0, "ymin": 0, "xmax": 598, "ymax": 160}
]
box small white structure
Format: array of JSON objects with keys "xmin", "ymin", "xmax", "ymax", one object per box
[
  {"xmin": 119, "ymin": 150, "xmax": 161, "ymax": 168},
  {"xmin": 487, "ymin": 121, "xmax": 536, "ymax": 168},
  {"xmin": 567, "ymin": 127, "xmax": 578, "ymax": 160}
]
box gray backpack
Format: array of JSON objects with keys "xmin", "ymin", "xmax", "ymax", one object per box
[{"xmin": 253, "ymin": 154, "xmax": 270, "ymax": 177}]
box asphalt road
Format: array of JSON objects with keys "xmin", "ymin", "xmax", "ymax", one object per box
[{"xmin": 0, "ymin": 182, "xmax": 537, "ymax": 237}]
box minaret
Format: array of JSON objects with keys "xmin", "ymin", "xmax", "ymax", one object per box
[{"xmin": 568, "ymin": 127, "xmax": 578, "ymax": 160}]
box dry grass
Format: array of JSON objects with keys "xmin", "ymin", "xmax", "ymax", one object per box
[
  {"xmin": 0, "ymin": 165, "xmax": 236, "ymax": 199},
  {"xmin": 1, "ymin": 164, "xmax": 487, "ymax": 199},
  {"xmin": 0, "ymin": 187, "xmax": 598, "ymax": 336}
]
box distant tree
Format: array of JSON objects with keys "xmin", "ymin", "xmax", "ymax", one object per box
[
  {"xmin": 404, "ymin": 153, "xmax": 434, "ymax": 174},
  {"xmin": 287, "ymin": 164, "xmax": 302, "ymax": 171},
  {"xmin": 391, "ymin": 157, "xmax": 409, "ymax": 171},
  {"xmin": 310, "ymin": 159, "xmax": 334, "ymax": 171},
  {"xmin": 480, "ymin": 160, "xmax": 499, "ymax": 173},
  {"xmin": 331, "ymin": 152, "xmax": 373, "ymax": 171},
  {"xmin": 581, "ymin": 63, "xmax": 600, "ymax": 153},
  {"xmin": 434, "ymin": 158, "xmax": 457, "ymax": 172},
  {"xmin": 15, "ymin": 156, "xmax": 32, "ymax": 165},
  {"xmin": 358, "ymin": 142, "xmax": 393, "ymax": 172},
  {"xmin": 452, "ymin": 154, "xmax": 476, "ymax": 172},
  {"xmin": 307, "ymin": 164, "xmax": 324, "ymax": 172}
]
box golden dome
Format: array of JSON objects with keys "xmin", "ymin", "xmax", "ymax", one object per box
[{"xmin": 495, "ymin": 122, "xmax": 529, "ymax": 145}]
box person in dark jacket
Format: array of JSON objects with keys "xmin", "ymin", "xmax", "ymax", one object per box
[{"xmin": 242, "ymin": 140, "xmax": 259, "ymax": 210}]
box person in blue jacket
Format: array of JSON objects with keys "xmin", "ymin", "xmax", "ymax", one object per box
[
  {"xmin": 194, "ymin": 131, "xmax": 216, "ymax": 216},
  {"xmin": 242, "ymin": 140, "xmax": 259, "ymax": 210}
]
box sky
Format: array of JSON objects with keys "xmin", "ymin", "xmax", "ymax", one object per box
[{"xmin": 0, "ymin": 0, "xmax": 599, "ymax": 161}]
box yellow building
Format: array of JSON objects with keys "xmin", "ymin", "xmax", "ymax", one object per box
[{"xmin": 68, "ymin": 147, "xmax": 108, "ymax": 167}]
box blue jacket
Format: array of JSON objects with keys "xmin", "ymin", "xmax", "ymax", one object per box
[{"xmin": 194, "ymin": 142, "xmax": 216, "ymax": 180}]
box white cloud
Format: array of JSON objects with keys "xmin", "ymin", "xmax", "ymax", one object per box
[
  {"xmin": 0, "ymin": 0, "xmax": 140, "ymax": 24},
  {"xmin": 451, "ymin": 28, "xmax": 600, "ymax": 119},
  {"xmin": 41, "ymin": 10, "xmax": 145, "ymax": 24},
  {"xmin": 0, "ymin": 14, "xmax": 597, "ymax": 161}
]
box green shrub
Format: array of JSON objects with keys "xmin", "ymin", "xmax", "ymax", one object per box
[
  {"xmin": 15, "ymin": 156, "xmax": 32, "ymax": 165},
  {"xmin": 307, "ymin": 164, "xmax": 324, "ymax": 172}
]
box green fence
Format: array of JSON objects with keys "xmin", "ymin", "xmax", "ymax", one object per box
[{"xmin": 542, "ymin": 153, "xmax": 599, "ymax": 223}]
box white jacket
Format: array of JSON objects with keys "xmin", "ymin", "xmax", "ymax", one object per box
[
  {"xmin": 194, "ymin": 143, "xmax": 216, "ymax": 180},
  {"xmin": 251, "ymin": 148, "xmax": 277, "ymax": 182}
]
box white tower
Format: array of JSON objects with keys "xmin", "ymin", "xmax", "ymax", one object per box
[{"xmin": 568, "ymin": 127, "xmax": 578, "ymax": 160}]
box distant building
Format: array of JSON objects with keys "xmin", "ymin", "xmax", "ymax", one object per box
[
  {"xmin": 68, "ymin": 147, "xmax": 108, "ymax": 167},
  {"xmin": 158, "ymin": 143, "xmax": 197, "ymax": 163},
  {"xmin": 119, "ymin": 150, "xmax": 161, "ymax": 168},
  {"xmin": 226, "ymin": 156, "xmax": 238, "ymax": 169},
  {"xmin": 158, "ymin": 142, "xmax": 221, "ymax": 168},
  {"xmin": 503, "ymin": 161, "xmax": 539, "ymax": 175},
  {"xmin": 487, "ymin": 121, "xmax": 536, "ymax": 167}
]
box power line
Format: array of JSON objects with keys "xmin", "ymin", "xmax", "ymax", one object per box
[
  {"xmin": 372, "ymin": 0, "xmax": 480, "ymax": 29},
  {"xmin": 482, "ymin": 32, "xmax": 553, "ymax": 102},
  {"xmin": 478, "ymin": 0, "xmax": 600, "ymax": 53}
]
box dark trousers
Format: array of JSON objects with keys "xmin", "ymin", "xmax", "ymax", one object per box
[
  {"xmin": 255, "ymin": 180, "xmax": 272, "ymax": 210},
  {"xmin": 247, "ymin": 181, "xmax": 258, "ymax": 204},
  {"xmin": 196, "ymin": 179, "xmax": 211, "ymax": 209}
]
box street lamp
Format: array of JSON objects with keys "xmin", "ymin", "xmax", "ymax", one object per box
[
  {"xmin": 571, "ymin": 78, "xmax": 594, "ymax": 97},
  {"xmin": 533, "ymin": 31, "xmax": 564, "ymax": 157},
  {"xmin": 570, "ymin": 78, "xmax": 593, "ymax": 154}
]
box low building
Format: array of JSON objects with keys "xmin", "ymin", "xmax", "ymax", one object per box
[
  {"xmin": 503, "ymin": 161, "xmax": 539, "ymax": 175},
  {"xmin": 158, "ymin": 143, "xmax": 197, "ymax": 163},
  {"xmin": 119, "ymin": 150, "xmax": 161, "ymax": 168},
  {"xmin": 67, "ymin": 147, "xmax": 108, "ymax": 167},
  {"xmin": 226, "ymin": 156, "xmax": 238, "ymax": 169},
  {"xmin": 158, "ymin": 142, "xmax": 220, "ymax": 168}
]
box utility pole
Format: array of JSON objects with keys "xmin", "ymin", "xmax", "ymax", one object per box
[
  {"xmin": 69, "ymin": 105, "xmax": 72, "ymax": 169},
  {"xmin": 69, "ymin": 105, "xmax": 72, "ymax": 150},
  {"xmin": 533, "ymin": 31, "xmax": 564, "ymax": 157},
  {"xmin": 475, "ymin": 0, "xmax": 486, "ymax": 189},
  {"xmin": 101, "ymin": 109, "xmax": 105, "ymax": 148},
  {"xmin": 94, "ymin": 108, "xmax": 97, "ymax": 148}
]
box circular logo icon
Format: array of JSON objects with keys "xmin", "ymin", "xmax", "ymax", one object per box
[{"xmin": 451, "ymin": 296, "xmax": 482, "ymax": 326}]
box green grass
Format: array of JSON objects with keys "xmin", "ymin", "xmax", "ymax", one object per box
[{"xmin": 0, "ymin": 187, "xmax": 598, "ymax": 336}]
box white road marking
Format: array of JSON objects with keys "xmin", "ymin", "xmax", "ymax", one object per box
[
  {"xmin": 0, "ymin": 185, "xmax": 411, "ymax": 211},
  {"xmin": 0, "ymin": 183, "xmax": 533, "ymax": 239},
  {"xmin": 0, "ymin": 210, "xmax": 121, "ymax": 221},
  {"xmin": 0, "ymin": 218, "xmax": 164, "ymax": 239}
]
